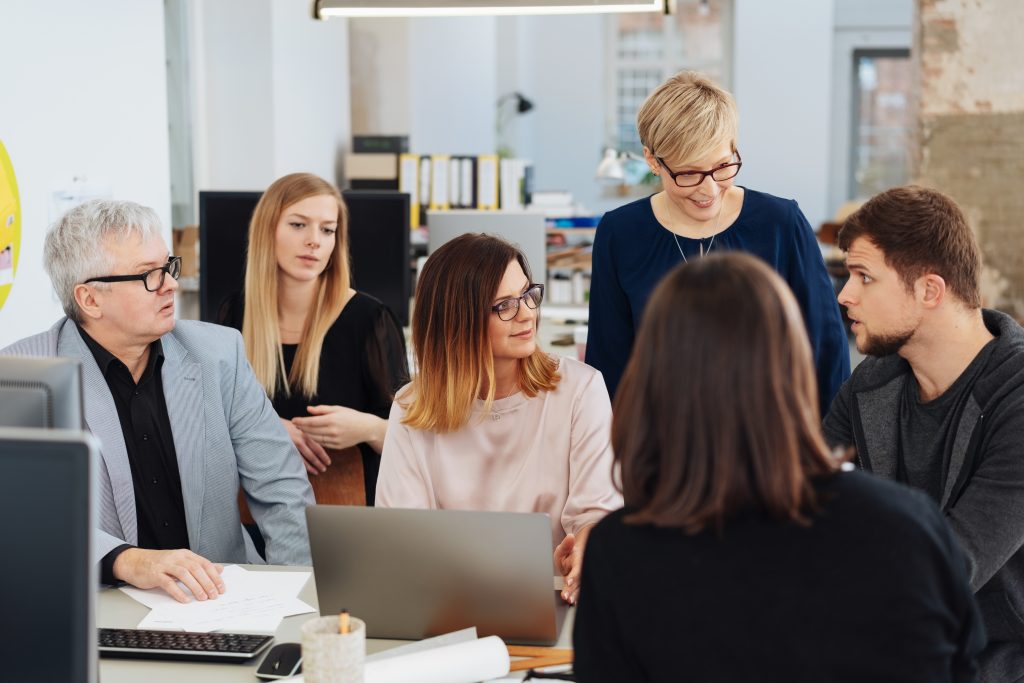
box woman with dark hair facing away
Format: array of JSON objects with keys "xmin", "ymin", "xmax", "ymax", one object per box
[
  {"xmin": 219, "ymin": 173, "xmax": 408, "ymax": 511},
  {"xmin": 377, "ymin": 233, "xmax": 622, "ymax": 604},
  {"xmin": 573, "ymin": 253, "xmax": 984, "ymax": 682},
  {"xmin": 586, "ymin": 71, "xmax": 848, "ymax": 417}
]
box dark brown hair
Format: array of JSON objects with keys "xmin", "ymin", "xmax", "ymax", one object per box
[
  {"xmin": 838, "ymin": 185, "xmax": 982, "ymax": 308},
  {"xmin": 613, "ymin": 253, "xmax": 838, "ymax": 533},
  {"xmin": 401, "ymin": 233, "xmax": 559, "ymax": 433}
]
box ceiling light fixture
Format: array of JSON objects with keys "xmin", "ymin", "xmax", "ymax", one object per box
[{"xmin": 315, "ymin": 0, "xmax": 666, "ymax": 19}]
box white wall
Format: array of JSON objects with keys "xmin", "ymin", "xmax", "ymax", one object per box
[
  {"xmin": 191, "ymin": 0, "xmax": 275, "ymax": 190},
  {"xmin": 191, "ymin": 0, "xmax": 351, "ymax": 190},
  {"xmin": 732, "ymin": 0, "xmax": 834, "ymax": 226},
  {"xmin": 348, "ymin": 17, "xmax": 497, "ymax": 156},
  {"xmin": 507, "ymin": 15, "xmax": 611, "ymax": 213},
  {"xmin": 270, "ymin": 2, "xmax": 352, "ymax": 184},
  {"xmin": 350, "ymin": 19, "xmax": 413, "ymax": 135},
  {"xmin": 0, "ymin": 0, "xmax": 172, "ymax": 347},
  {"xmin": 408, "ymin": 17, "xmax": 498, "ymax": 155}
]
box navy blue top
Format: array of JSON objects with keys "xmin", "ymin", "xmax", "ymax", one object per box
[{"xmin": 586, "ymin": 188, "xmax": 850, "ymax": 416}]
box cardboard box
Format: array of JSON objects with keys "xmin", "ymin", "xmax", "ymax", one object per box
[{"xmin": 172, "ymin": 225, "xmax": 199, "ymax": 279}]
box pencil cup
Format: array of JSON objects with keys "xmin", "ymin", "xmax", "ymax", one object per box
[{"xmin": 300, "ymin": 615, "xmax": 366, "ymax": 683}]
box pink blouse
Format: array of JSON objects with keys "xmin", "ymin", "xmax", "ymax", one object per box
[{"xmin": 376, "ymin": 356, "xmax": 622, "ymax": 547}]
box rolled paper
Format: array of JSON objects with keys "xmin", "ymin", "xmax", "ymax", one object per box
[{"xmin": 365, "ymin": 635, "xmax": 510, "ymax": 683}]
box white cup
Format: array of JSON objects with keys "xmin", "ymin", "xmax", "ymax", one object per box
[
  {"xmin": 574, "ymin": 325, "xmax": 588, "ymax": 362},
  {"xmin": 300, "ymin": 615, "xmax": 366, "ymax": 683}
]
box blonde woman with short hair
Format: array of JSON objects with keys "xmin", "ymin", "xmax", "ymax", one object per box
[
  {"xmin": 376, "ymin": 233, "xmax": 622, "ymax": 605},
  {"xmin": 218, "ymin": 173, "xmax": 408, "ymax": 513},
  {"xmin": 586, "ymin": 71, "xmax": 849, "ymax": 416}
]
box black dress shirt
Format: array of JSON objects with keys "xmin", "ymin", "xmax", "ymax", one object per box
[{"xmin": 78, "ymin": 326, "xmax": 190, "ymax": 583}]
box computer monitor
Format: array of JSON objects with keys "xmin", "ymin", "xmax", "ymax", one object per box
[
  {"xmin": 343, "ymin": 190, "xmax": 411, "ymax": 327},
  {"xmin": 0, "ymin": 427, "xmax": 96, "ymax": 682},
  {"xmin": 198, "ymin": 190, "xmax": 262, "ymax": 323},
  {"xmin": 199, "ymin": 189, "xmax": 413, "ymax": 326},
  {"xmin": 427, "ymin": 210, "xmax": 548, "ymax": 290},
  {"xmin": 0, "ymin": 355, "xmax": 84, "ymax": 429}
]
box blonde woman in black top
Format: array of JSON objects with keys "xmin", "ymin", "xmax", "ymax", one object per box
[{"xmin": 220, "ymin": 173, "xmax": 407, "ymax": 509}]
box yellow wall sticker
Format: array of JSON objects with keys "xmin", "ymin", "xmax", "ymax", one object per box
[{"xmin": 0, "ymin": 139, "xmax": 20, "ymax": 312}]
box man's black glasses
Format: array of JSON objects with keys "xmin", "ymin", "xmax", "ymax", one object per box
[
  {"xmin": 83, "ymin": 256, "xmax": 182, "ymax": 292},
  {"xmin": 656, "ymin": 150, "xmax": 742, "ymax": 188},
  {"xmin": 492, "ymin": 283, "xmax": 544, "ymax": 321}
]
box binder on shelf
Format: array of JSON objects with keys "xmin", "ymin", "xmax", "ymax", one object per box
[
  {"xmin": 429, "ymin": 155, "xmax": 451, "ymax": 211},
  {"xmin": 522, "ymin": 163, "xmax": 534, "ymax": 207},
  {"xmin": 447, "ymin": 157, "xmax": 461, "ymax": 208},
  {"xmin": 353, "ymin": 134, "xmax": 409, "ymax": 154},
  {"xmin": 499, "ymin": 158, "xmax": 516, "ymax": 210},
  {"xmin": 477, "ymin": 155, "xmax": 499, "ymax": 210},
  {"xmin": 499, "ymin": 158, "xmax": 531, "ymax": 210},
  {"xmin": 460, "ymin": 157, "xmax": 476, "ymax": 208},
  {"xmin": 448, "ymin": 155, "xmax": 477, "ymax": 209},
  {"xmin": 418, "ymin": 156, "xmax": 432, "ymax": 221},
  {"xmin": 399, "ymin": 153, "xmax": 421, "ymax": 228}
]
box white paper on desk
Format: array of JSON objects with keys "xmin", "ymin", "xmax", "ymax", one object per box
[
  {"xmin": 124, "ymin": 565, "xmax": 314, "ymax": 632},
  {"xmin": 121, "ymin": 565, "xmax": 310, "ymax": 609},
  {"xmin": 148, "ymin": 593, "xmax": 294, "ymax": 633},
  {"xmin": 290, "ymin": 635, "xmax": 510, "ymax": 683},
  {"xmin": 121, "ymin": 564, "xmax": 241, "ymax": 609},
  {"xmin": 140, "ymin": 598, "xmax": 313, "ymax": 634}
]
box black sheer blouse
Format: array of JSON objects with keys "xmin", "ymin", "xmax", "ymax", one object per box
[{"xmin": 219, "ymin": 291, "xmax": 409, "ymax": 504}]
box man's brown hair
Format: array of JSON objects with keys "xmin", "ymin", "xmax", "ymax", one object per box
[
  {"xmin": 613, "ymin": 253, "xmax": 839, "ymax": 533},
  {"xmin": 838, "ymin": 185, "xmax": 982, "ymax": 308}
]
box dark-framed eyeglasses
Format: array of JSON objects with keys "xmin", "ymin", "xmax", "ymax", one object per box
[
  {"xmin": 492, "ymin": 283, "xmax": 544, "ymax": 321},
  {"xmin": 656, "ymin": 150, "xmax": 742, "ymax": 188},
  {"xmin": 83, "ymin": 256, "xmax": 182, "ymax": 292}
]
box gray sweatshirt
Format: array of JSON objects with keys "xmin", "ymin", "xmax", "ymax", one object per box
[{"xmin": 824, "ymin": 309, "xmax": 1024, "ymax": 682}]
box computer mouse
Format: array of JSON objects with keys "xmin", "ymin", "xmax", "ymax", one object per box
[{"xmin": 256, "ymin": 642, "xmax": 302, "ymax": 680}]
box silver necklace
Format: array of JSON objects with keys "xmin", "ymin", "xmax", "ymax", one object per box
[
  {"xmin": 672, "ymin": 192, "xmax": 727, "ymax": 263},
  {"xmin": 673, "ymin": 231, "xmax": 716, "ymax": 262},
  {"xmin": 491, "ymin": 381, "xmax": 519, "ymax": 421}
]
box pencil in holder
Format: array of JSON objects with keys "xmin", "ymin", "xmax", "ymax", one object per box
[{"xmin": 300, "ymin": 614, "xmax": 366, "ymax": 683}]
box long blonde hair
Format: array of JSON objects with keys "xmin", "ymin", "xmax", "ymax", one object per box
[
  {"xmin": 401, "ymin": 233, "xmax": 559, "ymax": 433},
  {"xmin": 242, "ymin": 173, "xmax": 351, "ymax": 399}
]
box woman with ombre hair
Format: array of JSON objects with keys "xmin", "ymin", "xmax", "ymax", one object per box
[
  {"xmin": 218, "ymin": 173, "xmax": 408, "ymax": 514},
  {"xmin": 573, "ymin": 253, "xmax": 983, "ymax": 683},
  {"xmin": 376, "ymin": 233, "xmax": 622, "ymax": 604}
]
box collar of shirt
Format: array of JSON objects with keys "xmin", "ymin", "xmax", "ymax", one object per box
[{"xmin": 76, "ymin": 323, "xmax": 165, "ymax": 384}]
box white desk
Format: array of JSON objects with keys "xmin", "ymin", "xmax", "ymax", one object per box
[{"xmin": 97, "ymin": 565, "xmax": 574, "ymax": 682}]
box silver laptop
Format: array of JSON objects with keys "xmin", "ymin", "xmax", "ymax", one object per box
[{"xmin": 306, "ymin": 506, "xmax": 566, "ymax": 645}]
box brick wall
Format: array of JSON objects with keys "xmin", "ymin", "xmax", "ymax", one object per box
[{"xmin": 915, "ymin": 0, "xmax": 1024, "ymax": 317}]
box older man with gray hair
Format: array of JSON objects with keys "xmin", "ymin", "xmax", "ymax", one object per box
[{"xmin": 2, "ymin": 199, "xmax": 314, "ymax": 603}]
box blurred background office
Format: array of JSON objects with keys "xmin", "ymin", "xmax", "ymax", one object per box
[{"xmin": 1, "ymin": 0, "xmax": 1022, "ymax": 349}]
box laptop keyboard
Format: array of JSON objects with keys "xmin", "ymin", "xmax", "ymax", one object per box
[{"xmin": 98, "ymin": 628, "xmax": 274, "ymax": 663}]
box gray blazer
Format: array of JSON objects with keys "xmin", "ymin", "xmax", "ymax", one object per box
[{"xmin": 2, "ymin": 318, "xmax": 315, "ymax": 567}]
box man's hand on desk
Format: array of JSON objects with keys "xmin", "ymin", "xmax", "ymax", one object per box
[
  {"xmin": 112, "ymin": 548, "xmax": 226, "ymax": 604},
  {"xmin": 554, "ymin": 524, "xmax": 592, "ymax": 606}
]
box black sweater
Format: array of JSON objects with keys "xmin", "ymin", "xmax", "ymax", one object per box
[{"xmin": 574, "ymin": 471, "xmax": 984, "ymax": 683}]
